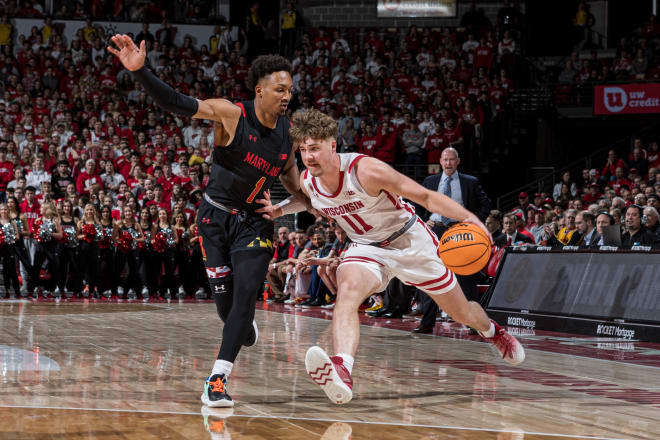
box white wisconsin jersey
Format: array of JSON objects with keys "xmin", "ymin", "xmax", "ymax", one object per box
[{"xmin": 302, "ymin": 153, "xmax": 416, "ymax": 244}]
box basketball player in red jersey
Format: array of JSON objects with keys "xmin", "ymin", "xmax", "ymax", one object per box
[
  {"xmin": 109, "ymin": 35, "xmax": 308, "ymax": 407},
  {"xmin": 257, "ymin": 109, "xmax": 525, "ymax": 404}
]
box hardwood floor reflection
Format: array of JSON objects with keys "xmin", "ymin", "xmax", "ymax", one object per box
[{"xmin": 0, "ymin": 300, "xmax": 657, "ymax": 439}]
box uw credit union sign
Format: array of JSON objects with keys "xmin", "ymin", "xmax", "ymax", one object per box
[{"xmin": 594, "ymin": 83, "xmax": 660, "ymax": 115}]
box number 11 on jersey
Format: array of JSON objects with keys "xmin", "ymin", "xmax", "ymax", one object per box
[{"xmin": 341, "ymin": 213, "xmax": 373, "ymax": 235}]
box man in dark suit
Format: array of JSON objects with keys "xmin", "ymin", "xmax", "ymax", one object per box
[
  {"xmin": 494, "ymin": 213, "xmax": 534, "ymax": 247},
  {"xmin": 413, "ymin": 147, "xmax": 491, "ymax": 334}
]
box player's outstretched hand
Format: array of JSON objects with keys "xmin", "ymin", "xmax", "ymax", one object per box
[
  {"xmin": 255, "ymin": 190, "xmax": 282, "ymax": 221},
  {"xmin": 462, "ymin": 214, "xmax": 492, "ymax": 244},
  {"xmin": 107, "ymin": 34, "xmax": 146, "ymax": 72}
]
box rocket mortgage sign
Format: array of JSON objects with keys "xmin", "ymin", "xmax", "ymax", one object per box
[{"xmin": 594, "ymin": 84, "xmax": 660, "ymax": 115}]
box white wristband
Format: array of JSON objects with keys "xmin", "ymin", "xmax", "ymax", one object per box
[{"xmin": 276, "ymin": 197, "xmax": 307, "ymax": 216}]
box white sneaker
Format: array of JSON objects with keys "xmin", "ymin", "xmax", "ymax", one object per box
[
  {"xmin": 305, "ymin": 346, "xmax": 353, "ymax": 404},
  {"xmin": 195, "ymin": 288, "xmax": 207, "ymax": 299},
  {"xmin": 127, "ymin": 289, "xmax": 137, "ymax": 300},
  {"xmin": 52, "ymin": 287, "xmax": 61, "ymax": 298},
  {"xmin": 141, "ymin": 287, "xmax": 150, "ymax": 298},
  {"xmin": 321, "ymin": 303, "xmax": 335, "ymax": 309},
  {"xmin": 117, "ymin": 286, "xmax": 125, "ymax": 297}
]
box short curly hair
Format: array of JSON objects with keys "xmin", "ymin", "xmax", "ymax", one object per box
[
  {"xmin": 246, "ymin": 55, "xmax": 292, "ymax": 90},
  {"xmin": 290, "ymin": 109, "xmax": 338, "ymax": 143}
]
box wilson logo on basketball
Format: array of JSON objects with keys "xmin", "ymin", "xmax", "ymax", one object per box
[
  {"xmin": 441, "ymin": 232, "xmax": 474, "ymax": 245},
  {"xmin": 437, "ymin": 223, "xmax": 491, "ymax": 276}
]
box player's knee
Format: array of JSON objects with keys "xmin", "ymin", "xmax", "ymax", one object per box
[
  {"xmin": 207, "ymin": 266, "xmax": 232, "ymax": 297},
  {"xmin": 336, "ymin": 285, "xmax": 363, "ymax": 307}
]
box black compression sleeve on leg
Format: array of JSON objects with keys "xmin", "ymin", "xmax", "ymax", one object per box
[{"xmin": 130, "ymin": 67, "xmax": 199, "ymax": 117}]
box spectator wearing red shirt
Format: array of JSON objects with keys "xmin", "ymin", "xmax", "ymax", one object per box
[
  {"xmin": 152, "ymin": 184, "xmax": 171, "ymax": 211},
  {"xmin": 424, "ymin": 129, "xmax": 445, "ymax": 171},
  {"xmin": 19, "ymin": 186, "xmax": 40, "ymax": 232},
  {"xmin": 441, "ymin": 119, "xmax": 464, "ymax": 148},
  {"xmin": 583, "ymin": 183, "xmax": 602, "ymax": 204},
  {"xmin": 374, "ymin": 123, "xmax": 397, "ymax": 165},
  {"xmin": 474, "ymin": 37, "xmax": 494, "ymax": 71},
  {"xmin": 602, "ymin": 149, "xmax": 627, "ymax": 181},
  {"xmin": 313, "ymin": 28, "xmax": 332, "ymax": 51},
  {"xmin": 0, "ymin": 147, "xmax": 14, "ymax": 198},
  {"xmin": 76, "ymin": 159, "xmax": 104, "ymax": 196},
  {"xmin": 157, "ymin": 162, "xmax": 180, "ymax": 199},
  {"xmin": 357, "ymin": 125, "xmax": 378, "ymax": 156}
]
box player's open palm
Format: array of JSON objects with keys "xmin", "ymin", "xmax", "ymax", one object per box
[{"xmin": 107, "ymin": 34, "xmax": 146, "ymax": 72}]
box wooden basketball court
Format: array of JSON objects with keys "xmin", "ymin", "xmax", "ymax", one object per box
[{"xmin": 0, "ymin": 299, "xmax": 657, "ymax": 439}]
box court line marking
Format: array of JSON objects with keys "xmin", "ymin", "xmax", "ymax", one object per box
[
  {"xmin": 265, "ymin": 309, "xmax": 660, "ymax": 371},
  {"xmin": 0, "ymin": 404, "xmax": 632, "ymax": 440}
]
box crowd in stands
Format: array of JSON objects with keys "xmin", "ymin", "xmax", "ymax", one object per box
[
  {"xmin": 556, "ymin": 13, "xmax": 660, "ymax": 84},
  {"xmin": 485, "ymin": 138, "xmax": 660, "ymax": 250},
  {"xmin": 0, "ymin": 0, "xmax": 525, "ymax": 303},
  {"xmin": 2, "ymin": 0, "xmax": 220, "ymax": 24}
]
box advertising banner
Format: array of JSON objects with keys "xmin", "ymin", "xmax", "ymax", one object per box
[
  {"xmin": 594, "ymin": 83, "xmax": 660, "ymax": 115},
  {"xmin": 377, "ymin": 0, "xmax": 457, "ymax": 18},
  {"xmin": 488, "ymin": 251, "xmax": 660, "ymax": 322}
]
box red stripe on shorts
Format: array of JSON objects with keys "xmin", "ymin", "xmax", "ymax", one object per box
[
  {"xmin": 407, "ymin": 271, "xmax": 450, "ymax": 287},
  {"xmin": 425, "ymin": 272, "xmax": 455, "ymax": 292}
]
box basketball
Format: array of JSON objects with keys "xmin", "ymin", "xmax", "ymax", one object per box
[{"xmin": 437, "ymin": 223, "xmax": 492, "ymax": 275}]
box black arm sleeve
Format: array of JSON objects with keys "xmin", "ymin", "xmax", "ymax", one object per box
[{"xmin": 130, "ymin": 67, "xmax": 199, "ymax": 117}]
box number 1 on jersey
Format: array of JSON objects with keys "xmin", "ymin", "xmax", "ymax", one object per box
[
  {"xmin": 246, "ymin": 177, "xmax": 267, "ymax": 203},
  {"xmin": 341, "ymin": 213, "xmax": 373, "ymax": 235}
]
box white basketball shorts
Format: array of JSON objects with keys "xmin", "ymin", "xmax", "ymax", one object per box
[{"xmin": 338, "ymin": 218, "xmax": 457, "ymax": 295}]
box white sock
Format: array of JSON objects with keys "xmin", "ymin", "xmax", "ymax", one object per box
[
  {"xmin": 479, "ymin": 322, "xmax": 495, "ymax": 338},
  {"xmin": 212, "ymin": 359, "xmax": 233, "ymax": 377},
  {"xmin": 336, "ymin": 353, "xmax": 354, "ymax": 375}
]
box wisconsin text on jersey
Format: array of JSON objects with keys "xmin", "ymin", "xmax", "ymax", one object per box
[
  {"xmin": 243, "ymin": 151, "xmax": 282, "ymax": 177},
  {"xmin": 320, "ymin": 201, "xmax": 366, "ymax": 217}
]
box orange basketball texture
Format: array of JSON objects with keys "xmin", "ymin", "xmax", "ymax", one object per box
[{"xmin": 437, "ymin": 223, "xmax": 492, "ymax": 276}]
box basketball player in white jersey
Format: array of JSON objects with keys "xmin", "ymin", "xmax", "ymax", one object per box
[{"xmin": 257, "ymin": 109, "xmax": 525, "ymax": 405}]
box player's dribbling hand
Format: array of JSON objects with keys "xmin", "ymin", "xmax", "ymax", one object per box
[
  {"xmin": 107, "ymin": 34, "xmax": 146, "ymax": 71},
  {"xmin": 462, "ymin": 214, "xmax": 492, "ymax": 244},
  {"xmin": 255, "ymin": 190, "xmax": 282, "ymax": 221}
]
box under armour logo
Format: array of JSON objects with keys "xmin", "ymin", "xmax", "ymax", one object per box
[
  {"xmin": 344, "ymin": 190, "xmax": 356, "ymax": 196},
  {"xmin": 248, "ymin": 134, "xmax": 258, "ymax": 143},
  {"xmin": 201, "ymin": 218, "xmax": 211, "ymax": 224},
  {"xmin": 280, "ymin": 153, "xmax": 288, "ymax": 160},
  {"xmin": 214, "ymin": 284, "xmax": 226, "ymax": 293}
]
